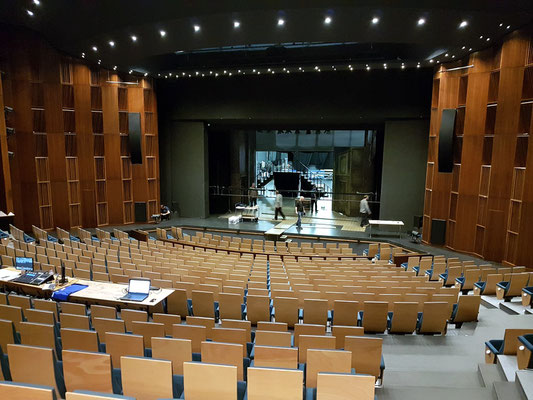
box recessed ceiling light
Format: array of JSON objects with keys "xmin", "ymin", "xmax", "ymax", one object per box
[
  {"xmin": 209, "ymin": 71, "xmax": 212, "ymax": 74},
  {"xmin": 234, "ymin": 21, "xmax": 240, "ymax": 28},
  {"xmin": 486, "ymin": 37, "xmax": 490, "ymax": 41},
  {"xmin": 506, "ymin": 25, "xmax": 510, "ymax": 29},
  {"xmin": 366, "ymin": 66, "xmax": 371, "ymax": 70},
  {"xmin": 437, "ymin": 60, "xmax": 440, "ymax": 64},
  {"xmin": 462, "ymin": 46, "xmax": 466, "ymax": 50},
  {"xmin": 499, "ymin": 23, "xmax": 503, "ymax": 27},
  {"xmin": 202, "ymin": 74, "xmax": 205, "ymax": 77},
  {"xmin": 224, "ymin": 70, "xmax": 227, "ymax": 74},
  {"xmin": 160, "ymin": 30, "xmax": 166, "ymax": 37},
  {"xmin": 283, "ymin": 67, "xmax": 286, "ymax": 71},
  {"xmin": 429, "ymin": 59, "xmax": 434, "ymax": 63},
  {"xmin": 469, "ymin": 48, "xmax": 472, "ymax": 51},
  {"xmin": 195, "ymin": 71, "xmax": 199, "ymax": 75},
  {"xmin": 445, "ymin": 53, "xmax": 449, "ymax": 57},
  {"xmin": 452, "ymin": 55, "xmax": 455, "ymax": 58},
  {"xmin": 417, "ymin": 64, "xmax": 421, "ymax": 68},
  {"xmin": 229, "ymin": 72, "xmax": 232, "ymax": 76},
  {"xmin": 479, "ymin": 35, "xmax": 483, "ymax": 39},
  {"xmin": 131, "ymin": 35, "xmax": 137, "ymax": 42},
  {"xmin": 33, "ymin": 0, "xmax": 40, "ymax": 5},
  {"xmin": 253, "ymin": 69, "xmax": 256, "ymax": 72},
  {"xmin": 299, "ymin": 67, "xmax": 302, "ymax": 70},
  {"xmin": 113, "ymin": 66, "xmax": 117, "ymax": 70},
  {"xmin": 417, "ymin": 18, "xmax": 426, "ymax": 26},
  {"xmin": 459, "ymin": 20, "xmax": 468, "ymax": 28},
  {"xmin": 81, "ymin": 52, "xmax": 85, "ymax": 58},
  {"xmin": 314, "ymin": 66, "xmax": 319, "ymax": 70},
  {"xmin": 215, "ymin": 73, "xmax": 219, "ymax": 77},
  {"xmin": 401, "ymin": 65, "xmax": 405, "ymax": 69},
  {"xmin": 258, "ymin": 72, "xmax": 261, "ymax": 75},
  {"xmin": 267, "ymin": 68, "xmax": 271, "ymax": 72},
  {"xmin": 26, "ymin": 10, "xmax": 34, "ymax": 16},
  {"xmin": 371, "ymin": 17, "xmax": 379, "ymax": 24},
  {"xmin": 286, "ymin": 70, "xmax": 290, "ymax": 74},
  {"xmin": 97, "ymin": 60, "xmax": 101, "ymax": 65},
  {"xmin": 129, "ymin": 70, "xmax": 132, "ymax": 74},
  {"xmin": 238, "ymin": 70, "xmax": 241, "ymax": 73},
  {"xmin": 92, "ymin": 46, "xmax": 98, "ymax": 52},
  {"xmin": 324, "ymin": 16, "xmax": 332, "ymax": 24},
  {"xmin": 144, "ymin": 73, "xmax": 148, "ymax": 77},
  {"xmin": 194, "ymin": 25, "xmax": 200, "ymax": 32},
  {"xmin": 278, "ymin": 18, "xmax": 285, "ymax": 26},
  {"xmin": 109, "ymin": 41, "xmax": 115, "ymax": 47}
]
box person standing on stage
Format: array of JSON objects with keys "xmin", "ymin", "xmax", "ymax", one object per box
[
  {"xmin": 295, "ymin": 196, "xmax": 305, "ymax": 229},
  {"xmin": 359, "ymin": 195, "xmax": 372, "ymax": 227},
  {"xmin": 310, "ymin": 185, "xmax": 318, "ymax": 214},
  {"xmin": 249, "ymin": 183, "xmax": 258, "ymax": 207},
  {"xmin": 274, "ymin": 190, "xmax": 285, "ymax": 220}
]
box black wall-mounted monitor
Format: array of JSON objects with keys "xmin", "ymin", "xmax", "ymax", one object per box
[
  {"xmin": 129, "ymin": 112, "xmax": 142, "ymax": 164},
  {"xmin": 438, "ymin": 109, "xmax": 456, "ymax": 173}
]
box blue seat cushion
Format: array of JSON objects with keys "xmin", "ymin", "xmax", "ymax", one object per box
[
  {"xmin": 474, "ymin": 281, "xmax": 486, "ymax": 294},
  {"xmin": 485, "ymin": 339, "xmax": 504, "ymax": 355},
  {"xmin": 112, "ymin": 368, "xmax": 122, "ymax": 394}
]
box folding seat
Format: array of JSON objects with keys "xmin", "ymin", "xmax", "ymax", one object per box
[
  {"xmin": 25, "ymin": 309, "xmax": 57, "ymax": 326},
  {"xmin": 252, "ymin": 345, "xmax": 299, "ymax": 370},
  {"xmin": 298, "ymin": 335, "xmax": 336, "ymax": 363},
  {"xmin": 218, "ymin": 292, "xmax": 244, "ymax": 320},
  {"xmin": 314, "ymin": 373, "xmax": 375, "ymax": 400},
  {"xmin": 331, "ymin": 326, "xmax": 364, "ymax": 349},
  {"xmin": 211, "ymin": 327, "xmax": 248, "ymax": 357},
  {"xmin": 246, "ymin": 367, "xmax": 303, "ymax": 400},
  {"xmin": 474, "ymin": 273, "xmax": 503, "ymax": 295},
  {"xmin": 191, "ymin": 290, "xmax": 216, "ymax": 318},
  {"xmin": 455, "ymin": 269, "xmax": 481, "ymax": 294},
  {"xmin": 61, "ymin": 313, "xmax": 91, "ymax": 330},
  {"xmin": 166, "ymin": 288, "xmax": 190, "ymax": 316},
  {"xmin": 246, "ymin": 295, "xmax": 270, "ymax": 324},
  {"xmin": 305, "ymin": 349, "xmax": 352, "ymax": 389},
  {"xmin": 153, "ymin": 313, "xmax": 181, "ymax": 336},
  {"xmin": 7, "ymin": 344, "xmax": 66, "ymax": 398},
  {"xmin": 496, "ymin": 273, "xmax": 530, "ymax": 300},
  {"xmin": 358, "ymin": 301, "xmax": 388, "ymax": 333},
  {"xmin": 61, "ymin": 328, "xmax": 100, "ymax": 352},
  {"xmin": 105, "ymin": 332, "xmax": 144, "ymax": 368},
  {"xmin": 302, "ymin": 299, "xmax": 328, "ymax": 325},
  {"xmin": 0, "ymin": 318, "xmax": 19, "ymax": 355},
  {"xmin": 182, "ymin": 362, "xmax": 245, "ymax": 400},
  {"xmin": 416, "ymin": 302, "xmax": 449, "ymax": 335},
  {"xmin": 522, "ymin": 286, "xmax": 533, "ymax": 307},
  {"xmin": 92, "ymin": 318, "xmax": 125, "ymax": 344},
  {"xmin": 20, "ymin": 322, "xmax": 60, "ymax": 358},
  {"xmin": 0, "ymin": 381, "xmax": 57, "ymax": 400},
  {"xmin": 7, "ymin": 294, "xmax": 32, "ymax": 310},
  {"xmin": 0, "ymin": 304, "xmax": 25, "ymax": 332},
  {"xmin": 294, "ymin": 323, "xmax": 326, "ymax": 347},
  {"xmin": 173, "ymin": 324, "xmax": 206, "ymax": 354},
  {"xmin": 62, "ymin": 350, "xmax": 115, "ymax": 394},
  {"xmin": 273, "ymin": 297, "xmax": 299, "ymax": 327},
  {"xmin": 449, "ymin": 295, "xmax": 481, "ymax": 328},
  {"xmin": 344, "ymin": 336, "xmax": 384, "ymax": 382},
  {"xmin": 131, "ymin": 321, "xmax": 165, "ymax": 350},
  {"xmin": 152, "ymin": 337, "xmax": 192, "ymax": 375},
  {"xmin": 120, "ymin": 309, "xmax": 147, "ymax": 332},
  {"xmin": 425, "ymin": 263, "xmax": 446, "ymax": 281},
  {"xmin": 32, "ymin": 299, "xmax": 59, "ymax": 320},
  {"xmin": 222, "ymin": 319, "xmax": 253, "ymax": 346},
  {"xmin": 59, "ymin": 302, "xmax": 86, "ymax": 316},
  {"xmin": 254, "ymin": 330, "xmax": 292, "ymax": 347},
  {"xmin": 332, "ymin": 300, "xmax": 359, "ymax": 326},
  {"xmin": 439, "ymin": 266, "xmax": 462, "ymax": 287},
  {"xmin": 517, "ymin": 334, "xmax": 533, "ymax": 370},
  {"xmin": 387, "ymin": 302, "xmax": 418, "ymax": 334},
  {"xmin": 201, "ymin": 341, "xmax": 248, "ymax": 381},
  {"xmin": 90, "ymin": 305, "xmax": 116, "ymax": 321},
  {"xmin": 484, "ymin": 328, "xmax": 533, "ymax": 363},
  {"xmin": 256, "ymin": 321, "xmax": 287, "ymax": 331},
  {"xmin": 121, "ymin": 356, "xmax": 180, "ymax": 399}
]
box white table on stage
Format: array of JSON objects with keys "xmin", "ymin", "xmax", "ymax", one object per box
[{"xmin": 368, "ymin": 220, "xmax": 404, "ymax": 238}]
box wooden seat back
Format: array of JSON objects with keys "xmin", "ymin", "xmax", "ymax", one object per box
[
  {"xmin": 481, "ymin": 273, "xmax": 504, "ymax": 295},
  {"xmin": 92, "ymin": 318, "xmax": 125, "ymax": 343},
  {"xmin": 120, "ymin": 309, "xmax": 147, "ymax": 332},
  {"xmin": 7, "ymin": 344, "xmax": 62, "ymax": 397},
  {"xmin": 60, "ymin": 302, "xmax": 86, "ymax": 316},
  {"xmin": 183, "ymin": 362, "xmax": 237, "ymax": 400},
  {"xmin": 218, "ymin": 293, "xmax": 243, "ymax": 320},
  {"xmin": 255, "ymin": 330, "xmax": 292, "ymax": 347},
  {"xmin": 19, "ymin": 322, "xmax": 56, "ymax": 353},
  {"xmin": 344, "ymin": 336, "xmax": 382, "ymax": 380},
  {"xmin": 33, "ymin": 299, "xmax": 59, "ymax": 320},
  {"xmin": 0, "ymin": 304, "xmax": 24, "ymax": 331},
  {"xmin": 246, "ymin": 295, "xmax": 270, "ymax": 324},
  {"xmin": 253, "ymin": 345, "xmax": 299, "ymax": 369},
  {"xmin": 61, "ymin": 328, "xmax": 99, "ymax": 352},
  {"xmin": 273, "ymin": 297, "xmax": 299, "ymax": 327},
  {"xmin": 332, "ymin": 300, "xmax": 359, "ymax": 326},
  {"xmin": 303, "ymin": 299, "xmax": 328, "ymax": 325},
  {"xmin": 8, "ymin": 294, "xmax": 32, "ymax": 311},
  {"xmin": 61, "ymin": 313, "xmax": 90, "ymax": 330},
  {"xmin": 62, "ymin": 350, "xmax": 113, "ymax": 394},
  {"xmin": 453, "ymin": 295, "xmax": 481, "ymax": 323},
  {"xmin": 121, "ymin": 356, "xmax": 173, "ymax": 400},
  {"xmin": 306, "ymin": 349, "xmax": 352, "ymax": 388},
  {"xmin": 298, "ymin": 335, "xmax": 336, "ymax": 363},
  {"xmin": 256, "ymin": 321, "xmax": 288, "ymax": 331},
  {"xmin": 361, "ymin": 301, "xmax": 388, "ymax": 332},
  {"xmin": 105, "ymin": 332, "xmax": 144, "ymax": 368},
  {"xmin": 316, "ymin": 373, "xmax": 375, "ymax": 400},
  {"xmin": 507, "ymin": 273, "xmax": 531, "ymax": 296},
  {"xmin": 131, "ymin": 321, "xmax": 165, "ymax": 348},
  {"xmin": 502, "ymin": 329, "xmax": 533, "ymax": 355},
  {"xmin": 389, "ymin": 302, "xmax": 418, "ymax": 333},
  {"xmin": 221, "ymin": 319, "xmax": 252, "ymax": 342},
  {"xmin": 172, "ymin": 324, "xmax": 206, "ymax": 353},
  {"xmin": 247, "ymin": 367, "xmax": 304, "ymax": 400},
  {"xmin": 192, "ymin": 290, "xmax": 215, "ymax": 318},
  {"xmin": 152, "ymin": 337, "xmax": 192, "ymax": 375},
  {"xmin": 0, "ymin": 319, "xmax": 17, "ymax": 353},
  {"xmin": 0, "ymin": 381, "xmax": 56, "ymax": 400},
  {"xmin": 24, "ymin": 309, "xmax": 56, "ymax": 325},
  {"xmin": 211, "ymin": 327, "xmax": 247, "ymax": 356},
  {"xmin": 331, "ymin": 326, "xmax": 364, "ymax": 349},
  {"xmin": 90, "ymin": 305, "xmax": 116, "ymax": 320},
  {"xmin": 201, "ymin": 341, "xmax": 244, "ymax": 380},
  {"xmin": 152, "ymin": 313, "xmax": 181, "ymax": 336},
  {"xmin": 418, "ymin": 302, "xmax": 449, "ymax": 334}
]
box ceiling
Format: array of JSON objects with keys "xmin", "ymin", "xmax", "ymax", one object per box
[{"xmin": 1, "ymin": 1, "xmax": 532, "ymax": 78}]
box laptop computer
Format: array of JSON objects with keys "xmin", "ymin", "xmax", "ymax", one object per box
[
  {"xmin": 15, "ymin": 257, "xmax": 34, "ymax": 272},
  {"xmin": 120, "ymin": 278, "xmax": 151, "ymax": 302}
]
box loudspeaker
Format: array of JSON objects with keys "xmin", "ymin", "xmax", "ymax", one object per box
[
  {"xmin": 438, "ymin": 109, "xmax": 456, "ymax": 173},
  {"xmin": 430, "ymin": 219, "xmax": 446, "ymax": 245},
  {"xmin": 413, "ymin": 215, "xmax": 423, "ymax": 229},
  {"xmin": 128, "ymin": 113, "xmax": 142, "ymax": 164},
  {"xmin": 134, "ymin": 202, "xmax": 147, "ymax": 223}
]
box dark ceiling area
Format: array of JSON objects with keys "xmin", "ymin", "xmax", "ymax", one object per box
[{"xmin": 1, "ymin": 1, "xmax": 532, "ymax": 78}]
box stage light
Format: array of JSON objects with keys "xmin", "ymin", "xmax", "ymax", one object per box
[
  {"xmin": 371, "ymin": 17, "xmax": 379, "ymax": 24},
  {"xmin": 160, "ymin": 30, "xmax": 166, "ymax": 37},
  {"xmin": 459, "ymin": 20, "xmax": 468, "ymax": 28},
  {"xmin": 234, "ymin": 21, "xmax": 240, "ymax": 28},
  {"xmin": 26, "ymin": 10, "xmax": 34, "ymax": 17},
  {"xmin": 92, "ymin": 46, "xmax": 98, "ymax": 52},
  {"xmin": 278, "ymin": 18, "xmax": 285, "ymax": 26},
  {"xmin": 324, "ymin": 16, "xmax": 332, "ymax": 24},
  {"xmin": 131, "ymin": 35, "xmax": 137, "ymax": 42},
  {"xmin": 417, "ymin": 18, "xmax": 426, "ymax": 26},
  {"xmin": 194, "ymin": 25, "xmax": 200, "ymax": 32},
  {"xmin": 109, "ymin": 41, "xmax": 115, "ymax": 47}
]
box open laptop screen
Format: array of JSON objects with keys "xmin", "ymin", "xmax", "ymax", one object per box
[
  {"xmin": 15, "ymin": 257, "xmax": 34, "ymax": 271},
  {"xmin": 128, "ymin": 279, "xmax": 150, "ymax": 295}
]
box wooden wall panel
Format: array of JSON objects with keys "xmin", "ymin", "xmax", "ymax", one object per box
[{"xmin": 0, "ymin": 75, "xmax": 13, "ymax": 213}]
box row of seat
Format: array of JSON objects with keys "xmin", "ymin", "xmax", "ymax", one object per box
[{"xmin": 484, "ymin": 329, "xmax": 533, "ymax": 372}]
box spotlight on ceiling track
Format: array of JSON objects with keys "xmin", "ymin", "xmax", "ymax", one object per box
[
  {"xmin": 371, "ymin": 17, "xmax": 379, "ymax": 24},
  {"xmin": 92, "ymin": 46, "xmax": 98, "ymax": 52},
  {"xmin": 131, "ymin": 35, "xmax": 137, "ymax": 42},
  {"xmin": 160, "ymin": 30, "xmax": 166, "ymax": 37},
  {"xmin": 144, "ymin": 73, "xmax": 148, "ymax": 77},
  {"xmin": 233, "ymin": 21, "xmax": 240, "ymax": 28},
  {"xmin": 459, "ymin": 20, "xmax": 468, "ymax": 28},
  {"xmin": 113, "ymin": 66, "xmax": 117, "ymax": 70},
  {"xmin": 26, "ymin": 10, "xmax": 34, "ymax": 17},
  {"xmin": 278, "ymin": 18, "xmax": 285, "ymax": 26},
  {"xmin": 33, "ymin": 0, "xmax": 40, "ymax": 5},
  {"xmin": 109, "ymin": 41, "xmax": 115, "ymax": 47},
  {"xmin": 194, "ymin": 25, "xmax": 201, "ymax": 32},
  {"xmin": 324, "ymin": 16, "xmax": 332, "ymax": 25},
  {"xmin": 417, "ymin": 18, "xmax": 426, "ymax": 26}
]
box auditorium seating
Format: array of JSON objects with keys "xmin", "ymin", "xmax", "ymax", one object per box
[
  {"xmin": 517, "ymin": 334, "xmax": 533, "ymax": 370},
  {"xmin": 485, "ymin": 328, "xmax": 533, "ymax": 364}
]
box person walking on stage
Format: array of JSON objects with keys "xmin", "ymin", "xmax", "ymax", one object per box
[
  {"xmin": 274, "ymin": 190, "xmax": 285, "ymax": 220},
  {"xmin": 359, "ymin": 195, "xmax": 372, "ymax": 227},
  {"xmin": 295, "ymin": 196, "xmax": 305, "ymax": 230}
]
